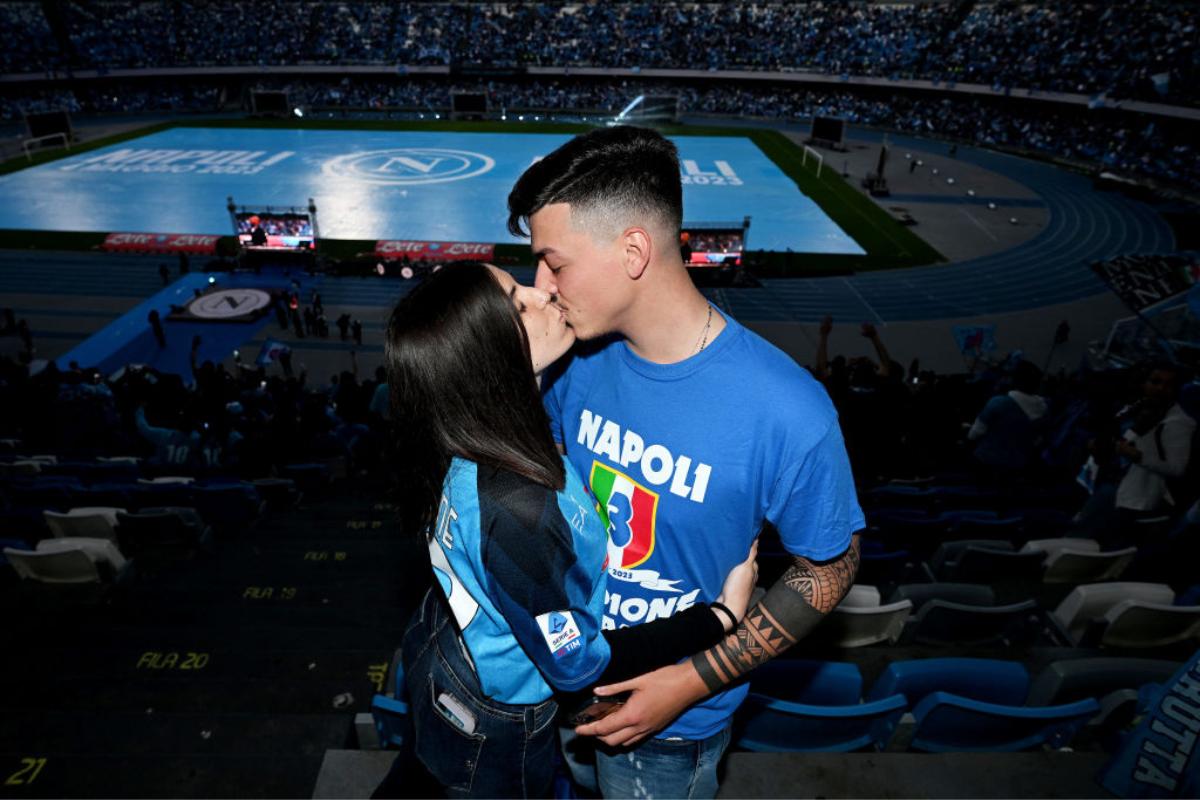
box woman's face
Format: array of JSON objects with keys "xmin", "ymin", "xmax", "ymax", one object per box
[{"xmin": 486, "ymin": 265, "xmax": 575, "ymax": 374}]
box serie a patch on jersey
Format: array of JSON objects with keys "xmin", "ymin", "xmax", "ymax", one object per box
[{"xmin": 536, "ymin": 610, "xmax": 583, "ymax": 659}]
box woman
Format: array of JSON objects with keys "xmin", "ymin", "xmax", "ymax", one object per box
[{"xmin": 383, "ymin": 262, "xmax": 757, "ymax": 798}]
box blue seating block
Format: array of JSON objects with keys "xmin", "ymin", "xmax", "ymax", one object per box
[
  {"xmin": 909, "ymin": 693, "xmax": 1100, "ymax": 752},
  {"xmin": 866, "ymin": 658, "xmax": 1030, "ymax": 705},
  {"xmin": 748, "ymin": 660, "xmax": 862, "ymax": 705},
  {"xmin": 733, "ymin": 692, "xmax": 907, "ymax": 753}
]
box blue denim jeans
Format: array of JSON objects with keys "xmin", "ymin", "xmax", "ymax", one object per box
[
  {"xmin": 563, "ymin": 724, "xmax": 731, "ymax": 799},
  {"xmin": 402, "ymin": 588, "xmax": 560, "ymax": 798}
]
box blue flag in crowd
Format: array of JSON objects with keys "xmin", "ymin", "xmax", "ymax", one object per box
[
  {"xmin": 1098, "ymin": 648, "xmax": 1200, "ymax": 797},
  {"xmin": 952, "ymin": 324, "xmax": 996, "ymax": 355},
  {"xmin": 256, "ymin": 339, "xmax": 290, "ymax": 367}
]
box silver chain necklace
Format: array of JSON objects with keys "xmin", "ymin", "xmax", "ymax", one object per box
[{"xmin": 693, "ymin": 303, "xmax": 714, "ymax": 354}]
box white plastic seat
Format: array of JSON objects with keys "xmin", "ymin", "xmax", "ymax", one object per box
[
  {"xmin": 43, "ymin": 507, "xmax": 126, "ymax": 541},
  {"xmin": 4, "ymin": 546, "xmax": 101, "ymax": 583},
  {"xmin": 1051, "ymin": 583, "xmax": 1175, "ymax": 645},
  {"xmin": 1100, "ymin": 601, "xmax": 1200, "ymax": 649},
  {"xmin": 1021, "ymin": 537, "xmax": 1099, "ymax": 561},
  {"xmin": 815, "ymin": 599, "xmax": 913, "ymax": 648},
  {"xmin": 1042, "ymin": 546, "xmax": 1136, "ymax": 584},
  {"xmin": 839, "ymin": 584, "xmax": 882, "ymax": 609},
  {"xmin": 36, "ymin": 537, "xmax": 127, "ymax": 573}
]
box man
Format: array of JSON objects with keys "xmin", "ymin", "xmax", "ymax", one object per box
[{"xmin": 508, "ymin": 125, "xmax": 864, "ymax": 798}]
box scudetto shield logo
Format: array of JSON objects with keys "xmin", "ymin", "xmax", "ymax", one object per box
[
  {"xmin": 590, "ymin": 462, "xmax": 659, "ymax": 570},
  {"xmin": 321, "ymin": 148, "xmax": 495, "ymax": 185}
]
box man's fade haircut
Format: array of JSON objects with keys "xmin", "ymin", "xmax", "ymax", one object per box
[{"xmin": 507, "ymin": 125, "xmax": 682, "ymax": 242}]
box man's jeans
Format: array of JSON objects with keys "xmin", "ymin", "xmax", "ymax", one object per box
[{"xmin": 563, "ymin": 723, "xmax": 732, "ymax": 799}]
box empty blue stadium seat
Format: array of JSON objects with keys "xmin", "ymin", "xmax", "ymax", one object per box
[
  {"xmin": 372, "ymin": 657, "xmax": 409, "ymax": 749},
  {"xmin": 191, "ymin": 483, "xmax": 263, "ymax": 530},
  {"xmin": 71, "ymin": 481, "xmax": 136, "ymax": 509},
  {"xmin": 371, "ymin": 695, "xmax": 409, "ymax": 749},
  {"xmin": 950, "ymin": 514, "xmax": 1024, "ymax": 541},
  {"xmin": 281, "ymin": 463, "xmax": 333, "ymax": 495},
  {"xmin": 909, "ymin": 693, "xmax": 1100, "ymax": 752},
  {"xmin": 748, "ymin": 660, "xmax": 862, "ymax": 705},
  {"xmin": 0, "ymin": 538, "xmax": 29, "ymax": 566},
  {"xmin": 866, "ymin": 486, "xmax": 932, "ymax": 508},
  {"xmin": 866, "ymin": 658, "xmax": 1030, "ymax": 706},
  {"xmin": 127, "ymin": 481, "xmax": 195, "ymax": 510},
  {"xmin": 733, "ymin": 692, "xmax": 907, "ymax": 753},
  {"xmin": 857, "ymin": 546, "xmax": 915, "ymax": 588}
]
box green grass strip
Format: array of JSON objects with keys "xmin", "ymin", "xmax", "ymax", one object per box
[{"xmin": 745, "ymin": 130, "xmax": 945, "ymax": 269}]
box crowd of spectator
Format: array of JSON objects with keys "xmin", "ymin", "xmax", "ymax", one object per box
[
  {"xmin": 3, "ymin": 307, "xmax": 1195, "ymax": 580},
  {"xmin": 0, "ymin": 345, "xmax": 387, "ymax": 478},
  {"xmin": 4, "ymin": 75, "xmax": 1193, "ymax": 192},
  {"xmin": 1, "ymin": 2, "xmax": 1195, "ymax": 107},
  {"xmin": 811, "ymin": 319, "xmax": 1198, "ymax": 576}
]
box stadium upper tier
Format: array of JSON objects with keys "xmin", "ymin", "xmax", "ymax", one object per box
[{"xmin": 1, "ymin": 1, "xmax": 1196, "ymax": 109}]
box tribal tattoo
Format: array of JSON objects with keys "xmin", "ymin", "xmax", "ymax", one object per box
[{"xmin": 691, "ymin": 535, "xmax": 861, "ymax": 693}]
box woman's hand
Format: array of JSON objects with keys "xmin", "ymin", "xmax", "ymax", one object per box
[{"xmin": 714, "ymin": 539, "xmax": 759, "ymax": 631}]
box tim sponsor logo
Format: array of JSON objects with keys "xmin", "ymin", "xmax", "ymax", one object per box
[{"xmin": 322, "ymin": 148, "xmax": 495, "ymax": 186}]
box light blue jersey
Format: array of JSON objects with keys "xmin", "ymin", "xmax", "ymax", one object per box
[{"xmin": 428, "ymin": 456, "xmax": 612, "ymax": 705}]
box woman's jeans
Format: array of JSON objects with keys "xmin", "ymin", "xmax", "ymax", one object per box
[{"xmin": 401, "ymin": 588, "xmax": 560, "ymax": 798}]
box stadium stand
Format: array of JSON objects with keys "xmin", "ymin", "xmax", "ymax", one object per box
[{"xmin": 1, "ymin": 3, "xmax": 1198, "ymax": 798}]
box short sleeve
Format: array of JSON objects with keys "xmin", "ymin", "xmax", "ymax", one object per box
[
  {"xmin": 478, "ymin": 469, "xmax": 610, "ymax": 691},
  {"xmin": 768, "ymin": 420, "xmax": 864, "ymax": 561}
]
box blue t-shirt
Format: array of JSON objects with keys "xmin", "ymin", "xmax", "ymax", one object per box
[
  {"xmin": 543, "ymin": 307, "xmax": 864, "ymax": 740},
  {"xmin": 428, "ymin": 455, "xmax": 612, "ymax": 705}
]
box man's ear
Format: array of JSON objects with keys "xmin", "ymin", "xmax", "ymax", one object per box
[{"xmin": 621, "ymin": 227, "xmax": 652, "ymax": 280}]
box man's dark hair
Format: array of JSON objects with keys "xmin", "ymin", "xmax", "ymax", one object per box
[
  {"xmin": 507, "ymin": 125, "xmax": 682, "ymax": 239},
  {"xmin": 384, "ymin": 261, "xmax": 565, "ymax": 536}
]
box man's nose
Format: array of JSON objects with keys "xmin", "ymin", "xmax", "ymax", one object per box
[
  {"xmin": 534, "ymin": 262, "xmax": 557, "ymax": 295},
  {"xmin": 519, "ymin": 285, "xmax": 552, "ymax": 308}
]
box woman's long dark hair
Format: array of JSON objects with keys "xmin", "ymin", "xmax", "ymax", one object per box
[{"xmin": 385, "ymin": 261, "xmax": 565, "ymax": 536}]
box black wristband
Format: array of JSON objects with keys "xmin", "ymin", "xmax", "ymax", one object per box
[{"xmin": 710, "ymin": 601, "xmax": 737, "ymax": 632}]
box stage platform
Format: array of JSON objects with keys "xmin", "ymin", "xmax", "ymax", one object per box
[{"xmin": 0, "ymin": 127, "xmax": 863, "ymax": 255}]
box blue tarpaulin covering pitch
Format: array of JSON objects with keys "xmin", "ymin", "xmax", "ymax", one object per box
[{"xmin": 0, "ymin": 128, "xmax": 863, "ymax": 255}]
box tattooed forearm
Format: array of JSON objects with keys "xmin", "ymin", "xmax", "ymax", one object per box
[
  {"xmin": 783, "ymin": 535, "xmax": 860, "ymax": 613},
  {"xmin": 691, "ymin": 535, "xmax": 861, "ymax": 693}
]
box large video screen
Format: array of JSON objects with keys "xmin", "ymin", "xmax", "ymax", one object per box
[
  {"xmin": 681, "ymin": 228, "xmax": 743, "ymax": 267},
  {"xmin": 252, "ymin": 90, "xmax": 289, "ymax": 115},
  {"xmin": 236, "ymin": 212, "xmax": 314, "ymax": 250},
  {"xmin": 811, "ymin": 116, "xmax": 845, "ymax": 145},
  {"xmin": 452, "ymin": 92, "xmax": 488, "ymax": 113}
]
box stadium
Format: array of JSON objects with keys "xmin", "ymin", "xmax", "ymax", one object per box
[{"xmin": 0, "ymin": 1, "xmax": 1197, "ymax": 798}]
